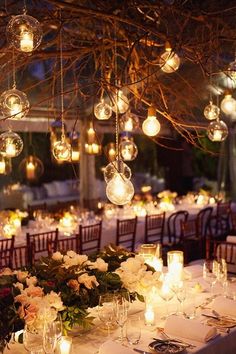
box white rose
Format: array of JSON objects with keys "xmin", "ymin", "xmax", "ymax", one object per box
[
  {"xmin": 75, "ymin": 254, "xmax": 88, "ymax": 266},
  {"xmin": 63, "ymin": 256, "xmax": 79, "ymax": 269},
  {"xmin": 17, "ymin": 271, "xmax": 29, "ymax": 283},
  {"xmin": 52, "ymin": 251, "xmax": 63, "ymax": 261},
  {"xmin": 66, "ymin": 250, "xmax": 77, "ymax": 258},
  {"xmin": 120, "ymin": 256, "xmax": 146, "ymax": 273},
  {"xmin": 89, "ymin": 258, "xmax": 108, "ymax": 272},
  {"xmin": 44, "ymin": 291, "xmax": 64, "ymax": 311},
  {"xmin": 26, "ymin": 276, "xmax": 37, "ymax": 287},
  {"xmin": 14, "ymin": 282, "xmax": 24, "ymax": 292},
  {"xmin": 78, "ymin": 273, "xmax": 99, "ymax": 289}
]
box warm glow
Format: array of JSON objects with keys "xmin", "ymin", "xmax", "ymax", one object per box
[
  {"xmin": 26, "ymin": 161, "xmax": 36, "ymax": 180},
  {"xmin": 220, "ymin": 94, "xmax": 236, "ymax": 115},
  {"xmin": 144, "ymin": 307, "xmax": 155, "ymax": 326},
  {"xmin": 106, "ymin": 173, "xmax": 134, "ymax": 205},
  {"xmin": 6, "ymin": 140, "xmax": 16, "ymax": 157},
  {"xmin": 204, "ymin": 101, "xmax": 220, "ymax": 121},
  {"xmin": 85, "ymin": 142, "xmax": 101, "ymax": 155},
  {"xmin": 94, "ymin": 98, "xmax": 112, "ymax": 120},
  {"xmin": 113, "ymin": 89, "xmax": 129, "ymax": 114},
  {"xmin": 71, "ymin": 150, "xmax": 80, "ymax": 161},
  {"xmin": 52, "ymin": 140, "xmax": 71, "ymax": 161},
  {"xmin": 20, "ymin": 29, "xmax": 34, "ymax": 52},
  {"xmin": 58, "ymin": 336, "xmax": 72, "ymax": 354},
  {"xmin": 167, "ymin": 251, "xmax": 184, "ymax": 282},
  {"xmin": 160, "ymin": 47, "xmax": 180, "ymax": 73},
  {"xmin": 142, "ymin": 107, "xmax": 160, "ymax": 136},
  {"xmin": 0, "ymin": 160, "xmax": 6, "ymax": 174},
  {"xmin": 9, "ymin": 95, "xmax": 23, "ymax": 118}
]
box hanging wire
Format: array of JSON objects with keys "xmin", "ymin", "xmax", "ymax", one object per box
[
  {"xmin": 114, "ymin": 21, "xmax": 120, "ymax": 162},
  {"xmin": 59, "ymin": 12, "xmax": 65, "ymax": 140},
  {"xmin": 23, "ymin": 0, "xmax": 27, "ymax": 14},
  {"xmin": 12, "ymin": 48, "xmax": 16, "ymax": 89}
]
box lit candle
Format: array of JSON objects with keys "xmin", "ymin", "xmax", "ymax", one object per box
[
  {"xmin": 151, "ymin": 257, "xmax": 163, "ymax": 272},
  {"xmin": 122, "ymin": 146, "xmax": 132, "ymax": 160},
  {"xmin": 167, "ymin": 251, "xmax": 184, "ymax": 282},
  {"xmin": 58, "ymin": 336, "xmax": 72, "ymax": 354},
  {"xmin": 213, "ymin": 129, "xmax": 223, "ymax": 141},
  {"xmin": 20, "ymin": 31, "xmax": 34, "ymax": 52},
  {"xmin": 0, "ymin": 160, "xmax": 6, "ymax": 174},
  {"xmin": 124, "ymin": 119, "xmax": 133, "ymax": 131},
  {"xmin": 26, "ymin": 161, "xmax": 36, "ymax": 180},
  {"xmin": 92, "ymin": 143, "xmax": 99, "ymax": 154},
  {"xmin": 108, "ymin": 147, "xmax": 116, "ymax": 160},
  {"xmin": 71, "ymin": 150, "xmax": 80, "ymax": 161},
  {"xmin": 6, "ymin": 141, "xmax": 16, "ymax": 157},
  {"xmin": 145, "ymin": 306, "xmax": 155, "ymax": 326}
]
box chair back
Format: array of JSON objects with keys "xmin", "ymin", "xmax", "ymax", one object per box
[
  {"xmin": 167, "ymin": 210, "xmax": 188, "ymax": 244},
  {"xmin": 78, "ymin": 221, "xmax": 102, "ymax": 254},
  {"xmin": 26, "ymin": 228, "xmax": 58, "ymax": 265},
  {"xmin": 196, "ymin": 206, "xmax": 213, "ymax": 238},
  {"xmin": 180, "ymin": 218, "xmax": 198, "ymax": 240},
  {"xmin": 0, "ymin": 236, "xmax": 15, "ymax": 269},
  {"xmin": 230, "ymin": 211, "xmax": 236, "ymax": 234},
  {"xmin": 27, "ymin": 203, "xmax": 47, "ymax": 220},
  {"xmin": 13, "ymin": 246, "xmax": 29, "ymax": 269},
  {"xmin": 144, "ymin": 212, "xmax": 165, "ymax": 244},
  {"xmin": 116, "ymin": 217, "xmax": 137, "ymax": 252},
  {"xmin": 57, "ymin": 235, "xmax": 79, "ymax": 254},
  {"xmin": 214, "ymin": 241, "xmax": 236, "ymax": 274}
]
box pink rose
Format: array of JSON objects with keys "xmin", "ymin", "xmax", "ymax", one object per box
[
  {"xmin": 15, "ymin": 293, "xmax": 28, "ymax": 305},
  {"xmin": 25, "ymin": 286, "xmax": 44, "ymax": 298},
  {"xmin": 67, "ymin": 279, "xmax": 80, "ymax": 293},
  {"xmin": 18, "ymin": 305, "xmax": 26, "ymax": 319}
]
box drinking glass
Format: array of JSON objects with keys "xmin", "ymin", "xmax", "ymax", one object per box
[
  {"xmin": 43, "ymin": 319, "xmax": 61, "ymax": 354},
  {"xmin": 98, "ymin": 294, "xmax": 116, "ymax": 336},
  {"xmin": 23, "ymin": 325, "xmax": 43, "ymax": 354},
  {"xmin": 203, "ymin": 260, "xmax": 218, "ymax": 292},
  {"xmin": 159, "ymin": 283, "xmax": 174, "ymax": 320},
  {"xmin": 126, "ymin": 315, "xmax": 141, "ymax": 346},
  {"xmin": 176, "ymin": 285, "xmax": 186, "ymax": 316},
  {"xmin": 114, "ymin": 295, "xmax": 128, "ymax": 343}
]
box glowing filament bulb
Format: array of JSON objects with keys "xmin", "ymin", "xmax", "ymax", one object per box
[
  {"xmin": 20, "ymin": 28, "xmax": 34, "ymax": 52},
  {"xmin": 106, "ymin": 173, "xmax": 134, "ymax": 205},
  {"xmin": 142, "ymin": 106, "xmax": 161, "ymax": 136},
  {"xmin": 160, "ymin": 43, "xmax": 180, "ymax": 73}
]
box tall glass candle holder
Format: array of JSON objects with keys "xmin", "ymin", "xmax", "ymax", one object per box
[{"xmin": 167, "ymin": 250, "xmax": 184, "ymax": 282}]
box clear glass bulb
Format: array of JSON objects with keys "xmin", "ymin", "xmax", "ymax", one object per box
[
  {"xmin": 204, "ymin": 101, "xmax": 220, "ymax": 120},
  {"xmin": 0, "ymin": 130, "xmax": 23, "ymax": 157},
  {"xmin": 94, "ymin": 98, "xmax": 112, "ymax": 120},
  {"xmin": 160, "ymin": 49, "xmax": 180, "ymax": 73},
  {"xmin": 52, "ymin": 139, "xmax": 71, "ymax": 161},
  {"xmin": 220, "ymin": 94, "xmax": 236, "ymax": 115},
  {"xmin": 119, "ymin": 137, "xmax": 138, "ymax": 161},
  {"xmin": 142, "ymin": 116, "xmax": 161, "ymax": 136},
  {"xmin": 207, "ymin": 120, "xmax": 228, "ymax": 142},
  {"xmin": 119, "ymin": 112, "xmax": 139, "ymax": 132},
  {"xmin": 0, "ymin": 88, "xmax": 29, "ymax": 120},
  {"xmin": 104, "ymin": 160, "xmax": 131, "ymax": 183},
  {"xmin": 106, "ymin": 173, "xmax": 134, "ymax": 205},
  {"xmin": 112, "ymin": 89, "xmax": 129, "ymax": 114}
]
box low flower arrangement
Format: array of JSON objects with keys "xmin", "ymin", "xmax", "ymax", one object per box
[{"xmin": 0, "ymin": 245, "xmax": 161, "ymax": 352}]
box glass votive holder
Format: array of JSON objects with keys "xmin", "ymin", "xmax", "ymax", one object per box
[
  {"xmin": 167, "ymin": 250, "xmax": 184, "ymax": 279},
  {"xmin": 57, "ymin": 336, "xmax": 72, "ymax": 354}
]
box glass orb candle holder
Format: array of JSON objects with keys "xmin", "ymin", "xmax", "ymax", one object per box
[
  {"xmin": 94, "ymin": 98, "xmax": 112, "ymax": 120},
  {"xmin": 112, "ymin": 89, "xmax": 129, "ymax": 114},
  {"xmin": 106, "ymin": 172, "xmax": 134, "ymax": 205},
  {"xmin": 142, "ymin": 106, "xmax": 160, "ymax": 136},
  {"xmin": 119, "ymin": 111, "xmax": 139, "ymax": 132},
  {"xmin": 6, "ymin": 14, "xmax": 42, "ymax": 53},
  {"xmin": 0, "ymin": 88, "xmax": 29, "ymax": 120},
  {"xmin": 204, "ymin": 101, "xmax": 220, "ymax": 121},
  {"xmin": 104, "ymin": 159, "xmax": 131, "ymax": 183},
  {"xmin": 52, "ymin": 139, "xmax": 71, "ymax": 162},
  {"xmin": 19, "ymin": 155, "xmax": 44, "ymax": 181},
  {"xmin": 0, "ymin": 130, "xmax": 23, "ymax": 158},
  {"xmin": 207, "ymin": 120, "xmax": 228, "ymax": 142},
  {"xmin": 220, "ymin": 93, "xmax": 236, "ymax": 115},
  {"xmin": 160, "ymin": 44, "xmax": 180, "ymax": 73},
  {"xmin": 119, "ymin": 136, "xmax": 138, "ymax": 161}
]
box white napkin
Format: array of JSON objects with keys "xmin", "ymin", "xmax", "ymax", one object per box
[
  {"xmin": 165, "ymin": 315, "xmax": 217, "ymax": 343},
  {"xmin": 226, "ymin": 235, "xmax": 236, "ymax": 244},
  {"xmin": 99, "ymin": 340, "xmax": 133, "ymax": 354},
  {"xmin": 184, "ymin": 264, "xmax": 203, "ymax": 279},
  {"xmin": 212, "ymin": 296, "xmax": 236, "ymax": 318}
]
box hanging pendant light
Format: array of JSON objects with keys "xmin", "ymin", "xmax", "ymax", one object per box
[
  {"xmin": 94, "ymin": 98, "xmax": 112, "ymax": 120},
  {"xmin": 119, "ymin": 111, "xmax": 139, "ymax": 132},
  {"xmin": 220, "ymin": 92, "xmax": 236, "ymax": 115},
  {"xmin": 106, "ymin": 173, "xmax": 134, "ymax": 205},
  {"xmin": 6, "ymin": 12, "xmax": 42, "ymax": 53},
  {"xmin": 0, "ymin": 130, "xmax": 23, "ymax": 158},
  {"xmin": 207, "ymin": 119, "xmax": 228, "ymax": 142},
  {"xmin": 112, "ymin": 89, "xmax": 129, "ymax": 114},
  {"xmin": 0, "ymin": 88, "xmax": 29, "ymax": 120},
  {"xmin": 119, "ymin": 135, "xmax": 138, "ymax": 161},
  {"xmin": 204, "ymin": 101, "xmax": 220, "ymax": 121},
  {"xmin": 142, "ymin": 106, "xmax": 161, "ymax": 136},
  {"xmin": 104, "ymin": 159, "xmax": 132, "ymax": 183},
  {"xmin": 19, "ymin": 155, "xmax": 44, "ymax": 181},
  {"xmin": 84, "ymin": 121, "xmax": 101, "ymax": 155},
  {"xmin": 160, "ymin": 42, "xmax": 180, "ymax": 73}
]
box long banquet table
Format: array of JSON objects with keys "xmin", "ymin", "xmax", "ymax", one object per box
[{"xmin": 4, "ymin": 265, "xmax": 236, "ymax": 354}]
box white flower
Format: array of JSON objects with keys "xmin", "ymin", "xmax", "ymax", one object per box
[
  {"xmin": 16, "ymin": 271, "xmax": 29, "ymax": 283},
  {"xmin": 62, "ymin": 254, "xmax": 88, "ymax": 269},
  {"xmin": 78, "ymin": 273, "xmax": 99, "ymax": 289},
  {"xmin": 44, "ymin": 291, "xmax": 64, "ymax": 311},
  {"xmin": 66, "ymin": 250, "xmax": 77, "ymax": 258},
  {"xmin": 52, "ymin": 251, "xmax": 63, "ymax": 261},
  {"xmin": 119, "ymin": 256, "xmax": 146, "ymax": 273},
  {"xmin": 26, "ymin": 276, "xmax": 37, "ymax": 287},
  {"xmin": 14, "ymin": 282, "xmax": 24, "ymax": 291},
  {"xmin": 89, "ymin": 258, "xmax": 108, "ymax": 272}
]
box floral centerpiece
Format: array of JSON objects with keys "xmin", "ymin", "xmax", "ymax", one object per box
[
  {"xmin": 157, "ymin": 190, "xmax": 177, "ymax": 211},
  {"xmin": 0, "ymin": 210, "xmax": 28, "ymax": 238},
  {"xmin": 0, "ymin": 245, "xmax": 161, "ymax": 352}
]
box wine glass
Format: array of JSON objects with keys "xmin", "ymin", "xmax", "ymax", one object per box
[
  {"xmin": 126, "ymin": 315, "xmax": 141, "ymax": 346},
  {"xmin": 176, "ymin": 285, "xmax": 186, "ymax": 316},
  {"xmin": 114, "ymin": 295, "xmax": 128, "ymax": 343},
  {"xmin": 23, "ymin": 324, "xmax": 43, "ymax": 354},
  {"xmin": 159, "ymin": 282, "xmax": 174, "ymax": 320},
  {"xmin": 98, "ymin": 294, "xmax": 116, "ymax": 336},
  {"xmin": 43, "ymin": 321, "xmax": 58, "ymax": 354},
  {"xmin": 203, "ymin": 260, "xmax": 218, "ymax": 292}
]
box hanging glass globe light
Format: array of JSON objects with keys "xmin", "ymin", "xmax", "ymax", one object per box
[
  {"xmin": 106, "ymin": 142, "xmax": 116, "ymax": 162},
  {"xmin": 104, "ymin": 159, "xmax": 131, "ymax": 183},
  {"xmin": 119, "ymin": 136, "xmax": 138, "ymax": 161},
  {"xmin": 207, "ymin": 120, "xmax": 228, "ymax": 142},
  {"xmin": 0, "ymin": 88, "xmax": 29, "ymax": 119},
  {"xmin": 52, "ymin": 138, "xmax": 71, "ymax": 162},
  {"xmin": 106, "ymin": 172, "xmax": 134, "ymax": 205},
  {"xmin": 220, "ymin": 93, "xmax": 236, "ymax": 115},
  {"xmin": 94, "ymin": 98, "xmax": 112, "ymax": 120},
  {"xmin": 0, "ymin": 130, "xmax": 23, "ymax": 158},
  {"xmin": 119, "ymin": 111, "xmax": 139, "ymax": 132},
  {"xmin": 19, "ymin": 155, "xmax": 44, "ymax": 181},
  {"xmin": 142, "ymin": 106, "xmax": 161, "ymax": 136},
  {"xmin": 6, "ymin": 14, "xmax": 42, "ymax": 53},
  {"xmin": 160, "ymin": 42, "xmax": 180, "ymax": 73},
  {"xmin": 204, "ymin": 101, "xmax": 220, "ymax": 121},
  {"xmin": 112, "ymin": 89, "xmax": 129, "ymax": 114}
]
